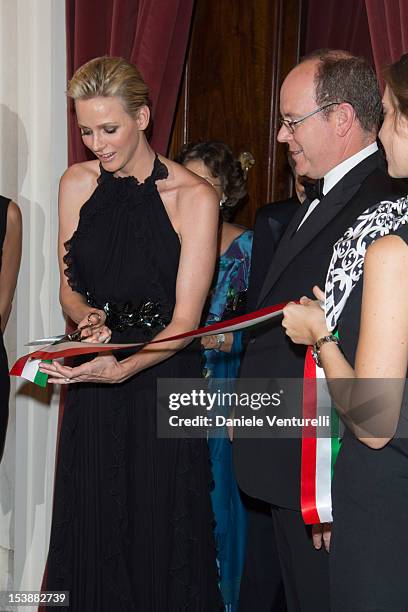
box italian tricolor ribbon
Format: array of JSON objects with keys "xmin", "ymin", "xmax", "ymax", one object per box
[
  {"xmin": 301, "ymin": 346, "xmax": 341, "ymax": 524},
  {"xmin": 10, "ymin": 302, "xmax": 288, "ymax": 386},
  {"xmin": 11, "ymin": 358, "xmax": 51, "ymax": 388}
]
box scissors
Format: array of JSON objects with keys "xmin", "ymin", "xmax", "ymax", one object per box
[{"xmin": 26, "ymin": 323, "xmax": 97, "ymax": 346}]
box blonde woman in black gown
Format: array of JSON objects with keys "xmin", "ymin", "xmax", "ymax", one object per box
[{"xmin": 40, "ymin": 57, "xmax": 222, "ymax": 611}]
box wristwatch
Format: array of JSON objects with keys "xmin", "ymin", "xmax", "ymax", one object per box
[
  {"xmin": 311, "ymin": 334, "xmax": 339, "ymax": 367},
  {"xmin": 215, "ymin": 333, "xmax": 226, "ymax": 350}
]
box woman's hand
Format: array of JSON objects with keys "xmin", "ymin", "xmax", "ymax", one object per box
[
  {"xmin": 77, "ymin": 310, "xmax": 112, "ymax": 343},
  {"xmin": 39, "ymin": 354, "xmax": 128, "ymax": 385},
  {"xmin": 282, "ymin": 286, "xmax": 329, "ymax": 345}
]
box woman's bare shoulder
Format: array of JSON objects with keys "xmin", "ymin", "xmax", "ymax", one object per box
[
  {"xmin": 62, "ymin": 159, "xmax": 100, "ymax": 183},
  {"xmin": 6, "ymin": 200, "xmax": 22, "ymax": 228},
  {"xmin": 224, "ymin": 222, "xmax": 247, "ymax": 240},
  {"xmin": 366, "ymin": 233, "xmax": 408, "ymax": 266},
  {"xmin": 158, "ymin": 155, "xmax": 216, "ymax": 201},
  {"xmin": 158, "ymin": 155, "xmax": 201, "ymax": 185},
  {"xmin": 60, "ymin": 160, "xmax": 100, "ymax": 205},
  {"xmin": 364, "ymin": 233, "xmax": 408, "ymax": 295}
]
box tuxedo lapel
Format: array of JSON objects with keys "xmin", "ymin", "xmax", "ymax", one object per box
[
  {"xmin": 257, "ymin": 202, "xmax": 311, "ymax": 287},
  {"xmin": 256, "ymin": 188, "xmax": 344, "ymax": 306},
  {"xmin": 256, "ymin": 151, "xmax": 381, "ymax": 307}
]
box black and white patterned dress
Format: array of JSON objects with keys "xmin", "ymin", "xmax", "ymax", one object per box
[{"xmin": 323, "ymin": 196, "xmax": 408, "ymax": 612}]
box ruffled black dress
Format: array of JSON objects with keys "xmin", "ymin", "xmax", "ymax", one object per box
[
  {"xmin": 46, "ymin": 157, "xmax": 222, "ymax": 611},
  {"xmin": 330, "ymin": 220, "xmax": 408, "ymax": 612}
]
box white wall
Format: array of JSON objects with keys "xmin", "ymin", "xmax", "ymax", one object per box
[{"xmin": 0, "ymin": 0, "xmax": 67, "ymax": 599}]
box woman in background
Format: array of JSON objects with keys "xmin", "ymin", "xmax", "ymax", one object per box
[
  {"xmin": 177, "ymin": 141, "xmax": 251, "ymax": 612},
  {"xmin": 0, "ymin": 196, "xmax": 22, "ymax": 462}
]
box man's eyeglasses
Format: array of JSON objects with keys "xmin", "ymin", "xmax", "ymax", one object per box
[{"xmin": 279, "ymin": 101, "xmax": 344, "ymax": 134}]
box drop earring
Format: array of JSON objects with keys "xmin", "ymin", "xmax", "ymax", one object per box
[{"xmin": 219, "ymin": 194, "xmax": 227, "ymax": 209}]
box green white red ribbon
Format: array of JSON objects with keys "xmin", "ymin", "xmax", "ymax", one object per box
[
  {"xmin": 10, "ymin": 302, "xmax": 288, "ymax": 386},
  {"xmin": 11, "ymin": 358, "xmax": 51, "ymax": 388},
  {"xmin": 301, "ymin": 346, "xmax": 341, "ymax": 524}
]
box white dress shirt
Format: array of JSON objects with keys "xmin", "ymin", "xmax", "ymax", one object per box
[{"xmin": 297, "ymin": 142, "xmax": 378, "ymax": 230}]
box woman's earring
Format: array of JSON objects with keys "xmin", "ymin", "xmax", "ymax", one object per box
[{"xmin": 219, "ymin": 194, "xmax": 227, "ymax": 209}]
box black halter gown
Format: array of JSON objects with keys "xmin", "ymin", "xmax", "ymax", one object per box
[{"xmin": 45, "ymin": 157, "xmax": 222, "ymax": 611}]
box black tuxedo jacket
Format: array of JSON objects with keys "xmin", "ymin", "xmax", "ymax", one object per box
[
  {"xmin": 234, "ymin": 151, "xmax": 408, "ymax": 510},
  {"xmin": 246, "ymin": 196, "xmax": 299, "ymax": 313}
]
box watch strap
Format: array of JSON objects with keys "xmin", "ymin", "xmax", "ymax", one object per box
[{"xmin": 311, "ymin": 334, "xmax": 339, "ymax": 367}]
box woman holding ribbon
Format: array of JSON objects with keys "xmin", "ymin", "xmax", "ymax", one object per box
[
  {"xmin": 177, "ymin": 141, "xmax": 251, "ymax": 612},
  {"xmin": 282, "ymin": 53, "xmax": 408, "ymax": 611},
  {"xmin": 40, "ymin": 56, "xmax": 222, "ymax": 610}
]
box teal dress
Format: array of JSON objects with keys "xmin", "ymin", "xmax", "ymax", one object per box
[{"xmin": 204, "ymin": 229, "xmax": 253, "ymax": 611}]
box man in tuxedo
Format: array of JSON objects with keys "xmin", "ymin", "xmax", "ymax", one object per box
[
  {"xmin": 235, "ymin": 49, "xmax": 408, "ymax": 612},
  {"xmin": 239, "ymin": 188, "xmax": 301, "ymax": 612}
]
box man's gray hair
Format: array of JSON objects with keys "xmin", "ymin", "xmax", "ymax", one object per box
[{"xmin": 302, "ymin": 49, "xmax": 382, "ymax": 133}]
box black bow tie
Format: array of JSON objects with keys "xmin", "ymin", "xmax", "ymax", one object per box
[{"xmin": 303, "ymin": 178, "xmax": 324, "ymax": 202}]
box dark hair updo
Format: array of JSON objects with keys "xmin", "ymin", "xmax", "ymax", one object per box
[
  {"xmin": 383, "ymin": 53, "xmax": 408, "ymax": 120},
  {"xmin": 175, "ymin": 141, "xmax": 247, "ymax": 220}
]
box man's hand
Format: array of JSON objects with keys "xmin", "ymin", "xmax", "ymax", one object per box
[{"xmin": 312, "ymin": 522, "xmax": 332, "ymax": 552}]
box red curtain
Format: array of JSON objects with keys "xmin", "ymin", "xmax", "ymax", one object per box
[
  {"xmin": 303, "ymin": 0, "xmax": 375, "ymax": 65},
  {"xmin": 304, "ymin": 0, "xmax": 408, "ymax": 89},
  {"xmin": 66, "ymin": 0, "xmax": 194, "ymax": 164},
  {"xmin": 365, "ymin": 0, "xmax": 408, "ymax": 87}
]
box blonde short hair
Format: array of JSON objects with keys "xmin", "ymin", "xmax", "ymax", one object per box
[{"xmin": 67, "ymin": 56, "xmax": 150, "ymax": 117}]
